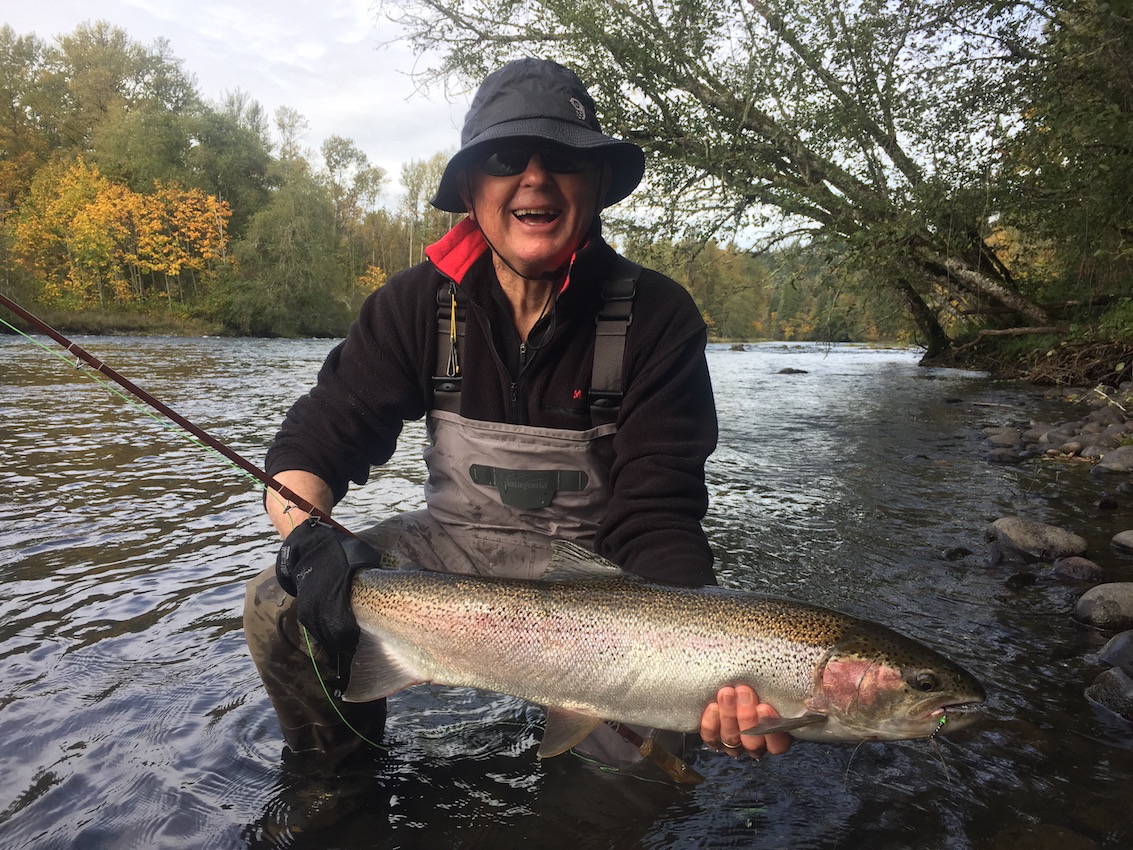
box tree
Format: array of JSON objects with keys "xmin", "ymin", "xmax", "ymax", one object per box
[
  {"xmin": 10, "ymin": 157, "xmax": 230, "ymax": 307},
  {"xmin": 42, "ymin": 21, "xmax": 198, "ymax": 151},
  {"xmin": 188, "ymin": 96, "xmax": 274, "ymax": 236},
  {"xmin": 400, "ymin": 151, "xmax": 453, "ymax": 266},
  {"xmin": 0, "ymin": 27, "xmax": 51, "ymax": 210},
  {"xmin": 221, "ymin": 162, "xmax": 350, "ymax": 336},
  {"xmin": 996, "ymin": 2, "xmax": 1133, "ymax": 300},
  {"xmin": 388, "ymin": 0, "xmax": 1075, "ymax": 357}
]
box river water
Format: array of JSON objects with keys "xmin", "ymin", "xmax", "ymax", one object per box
[{"xmin": 1, "ymin": 336, "xmax": 1131, "ymax": 849}]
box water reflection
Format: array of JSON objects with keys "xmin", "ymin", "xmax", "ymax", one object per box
[{"xmin": 2, "ymin": 337, "xmax": 1132, "ymax": 848}]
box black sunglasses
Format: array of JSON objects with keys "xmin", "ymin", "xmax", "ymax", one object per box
[{"xmin": 477, "ymin": 144, "xmax": 593, "ymax": 177}]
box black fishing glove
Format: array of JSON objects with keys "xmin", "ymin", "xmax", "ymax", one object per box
[{"xmin": 275, "ymin": 518, "xmax": 383, "ymax": 675}]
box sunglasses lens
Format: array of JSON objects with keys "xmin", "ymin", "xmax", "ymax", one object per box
[
  {"xmin": 478, "ymin": 146, "xmax": 590, "ymax": 176},
  {"xmin": 480, "ymin": 149, "xmax": 531, "ymax": 176},
  {"xmin": 541, "ymin": 150, "xmax": 587, "ymax": 173}
]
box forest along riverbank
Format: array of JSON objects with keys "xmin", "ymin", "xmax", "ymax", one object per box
[{"xmin": 974, "ymin": 378, "xmax": 1133, "ymax": 723}]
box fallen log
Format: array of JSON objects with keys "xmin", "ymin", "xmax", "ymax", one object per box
[{"xmin": 953, "ymin": 326, "xmax": 1066, "ymax": 352}]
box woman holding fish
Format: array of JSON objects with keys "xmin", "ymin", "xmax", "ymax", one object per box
[{"xmin": 244, "ymin": 58, "xmax": 790, "ymax": 769}]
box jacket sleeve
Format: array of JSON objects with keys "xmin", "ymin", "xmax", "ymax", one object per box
[
  {"xmin": 264, "ymin": 271, "xmax": 433, "ymax": 503},
  {"xmin": 594, "ymin": 271, "xmax": 719, "ymax": 586}
]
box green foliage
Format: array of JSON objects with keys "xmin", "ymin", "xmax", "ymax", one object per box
[
  {"xmin": 996, "ymin": 2, "xmax": 1133, "ymax": 300},
  {"xmin": 216, "ymin": 163, "xmax": 344, "ymax": 335}
]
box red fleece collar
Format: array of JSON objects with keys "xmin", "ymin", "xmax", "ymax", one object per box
[
  {"xmin": 424, "ymin": 217, "xmax": 584, "ymax": 292},
  {"xmin": 424, "ymin": 218, "xmax": 487, "ymax": 284}
]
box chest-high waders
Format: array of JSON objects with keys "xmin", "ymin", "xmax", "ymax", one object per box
[{"xmin": 243, "ymin": 259, "xmax": 690, "ymax": 773}]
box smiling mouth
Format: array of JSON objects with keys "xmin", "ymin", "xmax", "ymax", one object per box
[{"xmin": 513, "ymin": 208, "xmax": 561, "ymax": 224}]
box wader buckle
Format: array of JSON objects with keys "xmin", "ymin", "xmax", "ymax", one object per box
[{"xmin": 469, "ymin": 465, "xmax": 588, "ymax": 509}]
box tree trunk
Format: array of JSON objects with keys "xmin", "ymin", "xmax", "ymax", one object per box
[
  {"xmin": 894, "ymin": 278, "xmax": 951, "ymax": 360},
  {"xmin": 914, "ymin": 245, "xmax": 1051, "ymax": 325}
]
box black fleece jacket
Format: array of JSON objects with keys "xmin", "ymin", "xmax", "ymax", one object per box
[{"xmin": 265, "ymin": 222, "xmax": 718, "ymax": 586}]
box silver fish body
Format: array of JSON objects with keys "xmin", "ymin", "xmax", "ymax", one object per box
[{"xmin": 344, "ymin": 546, "xmax": 985, "ymax": 754}]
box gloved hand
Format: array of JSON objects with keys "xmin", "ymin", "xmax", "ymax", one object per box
[{"xmin": 275, "ymin": 518, "xmax": 383, "ymax": 676}]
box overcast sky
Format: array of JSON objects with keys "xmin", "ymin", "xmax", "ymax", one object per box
[{"xmin": 5, "ymin": 1, "xmax": 470, "ymax": 197}]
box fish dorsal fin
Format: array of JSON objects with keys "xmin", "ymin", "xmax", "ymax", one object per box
[
  {"xmin": 342, "ymin": 627, "xmax": 423, "ymax": 703},
  {"xmin": 538, "ymin": 707, "xmax": 604, "ymax": 758},
  {"xmin": 740, "ymin": 713, "xmax": 827, "ymax": 736},
  {"xmin": 545, "ymin": 540, "xmax": 632, "ymax": 582}
]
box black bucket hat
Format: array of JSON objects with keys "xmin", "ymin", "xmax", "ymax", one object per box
[{"xmin": 430, "ymin": 58, "xmax": 645, "ymax": 213}]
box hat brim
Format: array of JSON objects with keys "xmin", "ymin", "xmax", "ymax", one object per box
[{"xmin": 430, "ymin": 118, "xmax": 645, "ymax": 213}]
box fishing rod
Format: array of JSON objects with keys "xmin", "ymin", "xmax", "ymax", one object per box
[
  {"xmin": 0, "ymin": 291, "xmax": 347, "ymax": 535},
  {"xmin": 1, "ymin": 292, "xmax": 704, "ymax": 784}
]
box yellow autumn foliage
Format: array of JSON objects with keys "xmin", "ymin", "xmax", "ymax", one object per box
[{"xmin": 10, "ymin": 157, "xmax": 231, "ymax": 305}]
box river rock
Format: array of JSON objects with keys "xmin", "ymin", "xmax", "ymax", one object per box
[
  {"xmin": 1113, "ymin": 530, "xmax": 1133, "ymax": 554},
  {"xmin": 1097, "ymin": 445, "xmax": 1133, "ymax": 473},
  {"xmin": 1089, "ymin": 406, "xmax": 1125, "ymax": 426},
  {"xmin": 1049, "ymin": 556, "xmax": 1106, "ymax": 583},
  {"xmin": 1085, "ymin": 667, "xmax": 1133, "ymax": 722},
  {"xmin": 985, "ymin": 448, "xmax": 1024, "ymax": 464},
  {"xmin": 986, "ymin": 516, "xmax": 1088, "ymax": 564},
  {"xmin": 986, "ymin": 431, "xmax": 1022, "ymax": 447},
  {"xmin": 1100, "ymin": 630, "xmax": 1133, "ymax": 677},
  {"xmin": 1059, "ymin": 441, "xmax": 1084, "ymax": 456},
  {"xmin": 1022, "ymin": 422, "xmax": 1056, "ymax": 442},
  {"xmin": 1074, "ymin": 583, "xmax": 1133, "ymax": 630},
  {"xmin": 729, "ymin": 343, "xmax": 747, "ymax": 351},
  {"xmin": 777, "ymin": 367, "xmax": 808, "ymax": 374}
]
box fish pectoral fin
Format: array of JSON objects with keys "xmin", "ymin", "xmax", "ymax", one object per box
[
  {"xmin": 740, "ymin": 713, "xmax": 827, "ymax": 736},
  {"xmin": 342, "ymin": 629, "xmax": 422, "ymax": 703},
  {"xmin": 538, "ymin": 708, "xmax": 603, "ymax": 758}
]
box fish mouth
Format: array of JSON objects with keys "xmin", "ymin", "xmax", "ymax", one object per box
[{"xmin": 921, "ymin": 700, "xmax": 984, "ymax": 719}]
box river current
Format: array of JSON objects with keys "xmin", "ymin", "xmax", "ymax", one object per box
[{"xmin": 1, "ymin": 336, "xmax": 1131, "ymax": 849}]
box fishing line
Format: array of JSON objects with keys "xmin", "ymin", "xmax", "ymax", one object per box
[
  {"xmin": 0, "ymin": 306, "xmax": 310, "ymax": 525},
  {"xmin": 301, "ymin": 624, "xmax": 385, "ymax": 750},
  {"xmin": 0, "ymin": 312, "xmax": 296, "ymax": 515}
]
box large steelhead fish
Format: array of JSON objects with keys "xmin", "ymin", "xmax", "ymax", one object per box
[{"xmin": 344, "ymin": 542, "xmax": 985, "ymax": 757}]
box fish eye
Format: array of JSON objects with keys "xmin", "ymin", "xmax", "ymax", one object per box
[{"xmin": 907, "ymin": 670, "xmax": 940, "ymax": 692}]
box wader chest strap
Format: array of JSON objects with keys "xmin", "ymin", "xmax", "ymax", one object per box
[
  {"xmin": 590, "ymin": 257, "xmax": 640, "ymax": 426},
  {"xmin": 431, "ymin": 280, "xmax": 464, "ymax": 413}
]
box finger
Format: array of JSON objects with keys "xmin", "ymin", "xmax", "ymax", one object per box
[
  {"xmin": 700, "ymin": 700, "xmax": 722, "ymax": 746},
  {"xmin": 717, "ymin": 686, "xmax": 753, "ymax": 758},
  {"xmin": 735, "ymin": 686, "xmax": 766, "ymax": 756},
  {"xmin": 754, "ymin": 703, "xmax": 792, "ymax": 755}
]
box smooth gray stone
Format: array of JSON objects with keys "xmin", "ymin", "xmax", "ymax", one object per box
[
  {"xmin": 1075, "ymin": 582, "xmax": 1133, "ymax": 630},
  {"xmin": 1113, "ymin": 530, "xmax": 1133, "ymax": 553},
  {"xmin": 986, "ymin": 516, "xmax": 1088, "ymax": 563},
  {"xmin": 1098, "ymin": 445, "xmax": 1133, "ymax": 473},
  {"xmin": 1100, "ymin": 630, "xmax": 1133, "ymax": 677},
  {"xmin": 1049, "ymin": 556, "xmax": 1105, "ymax": 583},
  {"xmin": 1085, "ymin": 667, "xmax": 1133, "ymax": 721}
]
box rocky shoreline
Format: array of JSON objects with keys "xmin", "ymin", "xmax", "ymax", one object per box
[{"xmin": 978, "ymin": 381, "xmax": 1133, "ymax": 722}]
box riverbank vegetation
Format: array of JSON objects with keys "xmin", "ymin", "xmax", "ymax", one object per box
[
  {"xmin": 2, "ymin": 6, "xmax": 1130, "ymax": 384},
  {"xmin": 392, "ymin": 0, "xmax": 1132, "ymax": 380}
]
